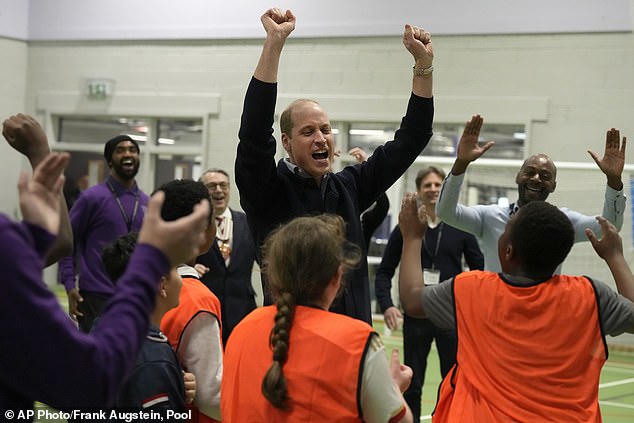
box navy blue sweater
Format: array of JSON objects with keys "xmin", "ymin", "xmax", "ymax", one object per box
[
  {"xmin": 375, "ymin": 223, "xmax": 484, "ymax": 313},
  {"xmin": 235, "ymin": 78, "xmax": 434, "ymax": 324}
]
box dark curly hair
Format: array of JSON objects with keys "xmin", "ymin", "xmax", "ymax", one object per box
[
  {"xmin": 101, "ymin": 232, "xmax": 139, "ymax": 283},
  {"xmin": 510, "ymin": 201, "xmax": 574, "ymax": 276},
  {"xmin": 152, "ymin": 179, "xmax": 211, "ymax": 224}
]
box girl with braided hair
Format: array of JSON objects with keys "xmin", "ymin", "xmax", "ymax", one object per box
[{"xmin": 221, "ymin": 214, "xmax": 414, "ymax": 422}]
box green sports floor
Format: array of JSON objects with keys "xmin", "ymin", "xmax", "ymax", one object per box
[{"xmin": 375, "ymin": 319, "xmax": 634, "ymax": 422}]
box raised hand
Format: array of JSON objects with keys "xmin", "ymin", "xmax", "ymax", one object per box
[
  {"xmin": 18, "ymin": 152, "xmax": 69, "ymax": 235},
  {"xmin": 254, "ymin": 8, "xmax": 297, "ymax": 83},
  {"xmin": 456, "ymin": 114, "xmax": 494, "ymax": 162},
  {"xmin": 587, "ymin": 128, "xmax": 626, "ymax": 190},
  {"xmin": 399, "ymin": 193, "xmax": 427, "ymax": 240},
  {"xmin": 261, "ymin": 8, "xmax": 296, "ymax": 39},
  {"xmin": 585, "ymin": 216, "xmax": 623, "ymax": 262},
  {"xmin": 4, "ymin": 113, "xmax": 73, "ymax": 265},
  {"xmin": 451, "ymin": 114, "xmax": 495, "ymax": 175},
  {"xmin": 348, "ymin": 147, "xmax": 368, "ymax": 164},
  {"xmin": 586, "ymin": 215, "xmax": 634, "ymax": 302},
  {"xmin": 138, "ymin": 191, "xmax": 211, "ymax": 267},
  {"xmin": 3, "ymin": 113, "xmax": 51, "ymax": 167},
  {"xmin": 402, "ymin": 24, "xmax": 433, "ymax": 69}
]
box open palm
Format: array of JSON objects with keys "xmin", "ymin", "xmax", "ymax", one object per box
[
  {"xmin": 456, "ymin": 114, "xmax": 495, "ymax": 163},
  {"xmin": 588, "ymin": 128, "xmax": 626, "ymax": 179},
  {"xmin": 18, "ymin": 152, "xmax": 69, "ymax": 234}
]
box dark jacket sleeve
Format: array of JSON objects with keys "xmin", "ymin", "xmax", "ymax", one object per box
[
  {"xmin": 235, "ymin": 77, "xmax": 280, "ymax": 218},
  {"xmin": 361, "ymin": 193, "xmax": 390, "ymax": 249},
  {"xmin": 117, "ymin": 359, "xmax": 186, "ymax": 418},
  {"xmin": 374, "ymin": 225, "xmax": 404, "ymax": 312},
  {"xmin": 462, "ymin": 232, "xmax": 484, "ymax": 271}
]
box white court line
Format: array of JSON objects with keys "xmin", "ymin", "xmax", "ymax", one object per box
[
  {"xmin": 599, "ymin": 400, "xmax": 634, "ymax": 410},
  {"xmin": 599, "ymin": 377, "xmax": 634, "ymax": 389},
  {"xmin": 417, "ymin": 379, "xmax": 634, "ymax": 419},
  {"xmin": 418, "ymin": 372, "xmax": 634, "ymax": 420},
  {"xmin": 602, "ymin": 366, "xmax": 634, "ymax": 375}
]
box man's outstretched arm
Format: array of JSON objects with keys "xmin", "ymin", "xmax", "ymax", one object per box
[
  {"xmin": 398, "ymin": 193, "xmax": 427, "ymax": 318},
  {"xmin": 3, "ymin": 113, "xmax": 72, "ymax": 265}
]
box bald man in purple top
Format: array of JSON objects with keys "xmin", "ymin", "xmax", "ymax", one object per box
[
  {"xmin": 0, "ymin": 145, "xmax": 211, "ymax": 418},
  {"xmin": 59, "ymin": 135, "xmax": 149, "ymax": 332}
]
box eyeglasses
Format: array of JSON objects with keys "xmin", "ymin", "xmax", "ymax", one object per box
[{"xmin": 205, "ymin": 182, "xmax": 229, "ymax": 191}]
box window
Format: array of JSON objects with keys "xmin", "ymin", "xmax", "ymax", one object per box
[
  {"xmin": 342, "ymin": 121, "xmax": 525, "ymax": 160},
  {"xmin": 54, "ymin": 115, "xmax": 204, "ymax": 198}
]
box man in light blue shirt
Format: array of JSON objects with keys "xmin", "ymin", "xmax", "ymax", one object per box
[{"xmin": 436, "ymin": 114, "xmax": 626, "ymax": 272}]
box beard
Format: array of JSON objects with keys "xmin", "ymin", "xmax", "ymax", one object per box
[{"xmin": 111, "ymin": 160, "xmax": 139, "ymax": 181}]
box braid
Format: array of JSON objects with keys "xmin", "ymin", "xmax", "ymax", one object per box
[
  {"xmin": 262, "ymin": 291, "xmax": 296, "ymax": 409},
  {"xmin": 259, "ymin": 214, "xmax": 360, "ymax": 411}
]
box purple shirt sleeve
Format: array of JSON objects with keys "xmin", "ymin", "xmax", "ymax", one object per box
[
  {"xmin": 58, "ymin": 255, "xmax": 75, "ymax": 290},
  {"xmin": 0, "ymin": 214, "xmax": 168, "ymax": 409},
  {"xmin": 23, "ymin": 221, "xmax": 56, "ymax": 259}
]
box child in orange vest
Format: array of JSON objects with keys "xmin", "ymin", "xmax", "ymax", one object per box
[
  {"xmin": 222, "ymin": 215, "xmax": 415, "ymax": 422},
  {"xmin": 398, "ymin": 195, "xmax": 634, "ymax": 422},
  {"xmin": 156, "ymin": 179, "xmax": 223, "ymax": 423}
]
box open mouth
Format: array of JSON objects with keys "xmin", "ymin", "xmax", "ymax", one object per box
[
  {"xmin": 121, "ymin": 159, "xmax": 135, "ymax": 169},
  {"xmin": 312, "ymin": 150, "xmax": 328, "ymax": 160},
  {"xmin": 526, "ymin": 186, "xmax": 542, "ymax": 193}
]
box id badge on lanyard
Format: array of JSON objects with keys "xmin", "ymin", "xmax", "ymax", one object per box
[
  {"xmin": 424, "ymin": 223, "xmax": 443, "ymax": 285},
  {"xmin": 424, "ymin": 269, "xmax": 441, "ymax": 285}
]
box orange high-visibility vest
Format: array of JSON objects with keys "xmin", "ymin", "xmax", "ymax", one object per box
[
  {"xmin": 433, "ymin": 271, "xmax": 607, "ymax": 423},
  {"xmin": 222, "ymin": 305, "xmax": 375, "ymax": 422},
  {"xmin": 161, "ymin": 276, "xmax": 222, "ymax": 423}
]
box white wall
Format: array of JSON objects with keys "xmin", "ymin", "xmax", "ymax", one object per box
[
  {"xmin": 0, "ymin": 37, "xmax": 27, "ymax": 217},
  {"xmin": 25, "ymin": 31, "xmax": 634, "ymax": 167}
]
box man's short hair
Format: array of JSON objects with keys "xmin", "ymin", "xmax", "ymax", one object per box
[
  {"xmin": 153, "ymin": 179, "xmax": 211, "ymax": 223},
  {"xmin": 103, "ymin": 134, "xmax": 140, "ymax": 163},
  {"xmin": 510, "ymin": 201, "xmax": 574, "ymax": 275},
  {"xmin": 280, "ymin": 99, "xmax": 319, "ymax": 135},
  {"xmin": 199, "ymin": 168, "xmax": 230, "ymax": 182},
  {"xmin": 415, "ymin": 166, "xmax": 446, "ymax": 190}
]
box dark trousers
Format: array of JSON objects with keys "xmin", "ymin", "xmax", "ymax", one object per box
[
  {"xmin": 402, "ymin": 314, "xmax": 457, "ymax": 421},
  {"xmin": 77, "ymin": 291, "xmax": 111, "ymax": 333}
]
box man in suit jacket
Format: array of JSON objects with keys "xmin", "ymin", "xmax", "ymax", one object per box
[{"xmin": 196, "ymin": 168, "xmax": 258, "ymax": 346}]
